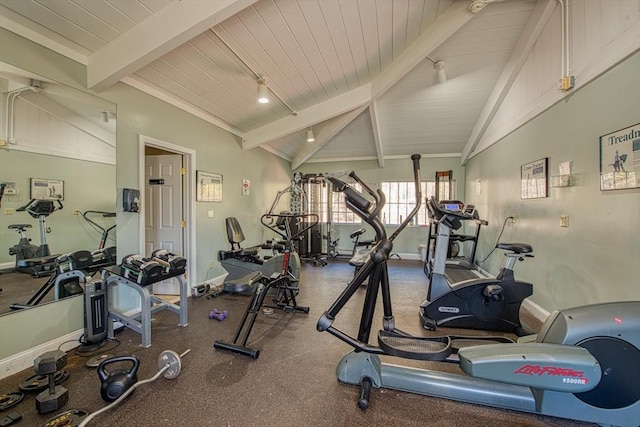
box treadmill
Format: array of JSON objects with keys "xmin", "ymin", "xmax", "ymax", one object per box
[{"xmin": 424, "ymin": 200, "xmax": 488, "ymax": 283}]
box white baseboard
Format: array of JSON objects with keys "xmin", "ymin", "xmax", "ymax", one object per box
[
  {"xmin": 0, "ymin": 329, "xmax": 83, "ymax": 380},
  {"xmin": 0, "ymin": 261, "xmax": 14, "ymax": 270},
  {"xmin": 334, "ymin": 248, "xmax": 422, "ymax": 261},
  {"xmin": 393, "ymin": 252, "xmax": 421, "ymax": 261}
]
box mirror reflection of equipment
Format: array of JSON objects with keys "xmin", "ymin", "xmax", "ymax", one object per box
[
  {"xmin": 0, "ymin": 62, "xmax": 117, "ymax": 318},
  {"xmin": 8, "ymin": 199, "xmax": 63, "ymax": 277}
]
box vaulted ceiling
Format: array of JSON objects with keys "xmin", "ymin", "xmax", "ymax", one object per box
[{"xmin": 0, "ymin": 0, "xmax": 554, "ymax": 168}]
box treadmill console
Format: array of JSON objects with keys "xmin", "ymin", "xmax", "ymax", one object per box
[
  {"xmin": 440, "ymin": 200, "xmax": 465, "ymax": 212},
  {"xmin": 438, "ymin": 200, "xmax": 477, "ymax": 219}
]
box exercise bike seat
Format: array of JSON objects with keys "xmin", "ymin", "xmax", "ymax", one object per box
[
  {"xmin": 496, "ymin": 243, "xmax": 532, "ymax": 254},
  {"xmin": 8, "ymin": 224, "xmax": 32, "ymax": 230},
  {"xmin": 350, "ymin": 229, "xmax": 366, "ymax": 239}
]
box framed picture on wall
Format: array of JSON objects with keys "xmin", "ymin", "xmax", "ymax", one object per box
[
  {"xmin": 599, "ymin": 123, "xmax": 640, "ymax": 191},
  {"xmin": 196, "ymin": 170, "xmax": 222, "ymax": 202},
  {"xmin": 521, "ymin": 158, "xmax": 548, "ymax": 199},
  {"xmin": 30, "ymin": 178, "xmax": 64, "ymax": 200}
]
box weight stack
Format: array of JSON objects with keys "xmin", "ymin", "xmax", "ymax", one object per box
[{"xmin": 81, "ymin": 280, "xmax": 108, "ymax": 351}]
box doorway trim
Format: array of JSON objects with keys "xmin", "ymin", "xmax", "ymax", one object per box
[{"xmin": 138, "ymin": 134, "xmax": 196, "ymax": 289}]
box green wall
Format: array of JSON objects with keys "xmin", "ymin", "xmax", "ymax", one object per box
[
  {"xmin": 0, "ymin": 29, "xmax": 292, "ymax": 360},
  {"xmin": 0, "ymin": 151, "xmax": 116, "ymax": 263},
  {"xmin": 464, "ymin": 52, "xmax": 640, "ymax": 311}
]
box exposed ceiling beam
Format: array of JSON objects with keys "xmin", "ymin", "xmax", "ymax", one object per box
[
  {"xmin": 291, "ymin": 105, "xmax": 368, "ymax": 170},
  {"xmin": 460, "ymin": 0, "xmax": 557, "ymax": 164},
  {"xmin": 243, "ymin": 0, "xmax": 476, "ymax": 155},
  {"xmin": 87, "ymin": 0, "xmax": 257, "ymax": 92},
  {"xmin": 369, "ymin": 101, "xmax": 384, "ymax": 168},
  {"xmin": 241, "ymin": 84, "xmax": 371, "ymax": 150},
  {"xmin": 371, "ymin": 0, "xmax": 476, "ymax": 98}
]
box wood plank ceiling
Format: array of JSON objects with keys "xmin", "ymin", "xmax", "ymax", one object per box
[{"xmin": 0, "ymin": 0, "xmax": 546, "ymax": 169}]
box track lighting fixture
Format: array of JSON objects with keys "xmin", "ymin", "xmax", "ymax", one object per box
[
  {"xmin": 434, "ymin": 61, "xmax": 447, "ymax": 84},
  {"xmin": 257, "ymin": 76, "xmax": 269, "ymax": 104},
  {"xmin": 306, "ymin": 128, "xmax": 315, "ymax": 143},
  {"xmin": 426, "ymin": 56, "xmax": 448, "ymax": 84}
]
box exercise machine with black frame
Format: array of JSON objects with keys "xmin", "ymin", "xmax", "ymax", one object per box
[
  {"xmin": 8, "ymin": 198, "xmax": 63, "ymax": 277},
  {"xmin": 419, "ymin": 197, "xmax": 533, "ymax": 333},
  {"xmin": 214, "ymin": 212, "xmax": 318, "ymax": 359},
  {"xmin": 317, "ymin": 154, "xmax": 639, "ymax": 427}
]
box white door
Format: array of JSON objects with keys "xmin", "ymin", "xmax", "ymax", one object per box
[{"xmin": 145, "ymin": 154, "xmax": 183, "ymax": 295}]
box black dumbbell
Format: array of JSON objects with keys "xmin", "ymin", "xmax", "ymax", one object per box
[{"xmin": 34, "ymin": 350, "xmax": 68, "ymax": 414}]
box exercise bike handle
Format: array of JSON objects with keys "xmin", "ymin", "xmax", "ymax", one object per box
[{"xmin": 16, "ymin": 198, "xmax": 64, "ymax": 215}]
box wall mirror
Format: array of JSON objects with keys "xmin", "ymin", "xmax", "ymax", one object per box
[{"xmin": 0, "ymin": 61, "xmax": 116, "ymax": 316}]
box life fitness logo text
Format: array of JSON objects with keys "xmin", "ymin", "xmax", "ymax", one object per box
[{"xmin": 514, "ymin": 365, "xmax": 589, "ymax": 385}]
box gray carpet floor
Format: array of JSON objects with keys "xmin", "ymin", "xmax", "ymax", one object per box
[{"xmin": 0, "ymin": 259, "xmax": 595, "ymax": 426}]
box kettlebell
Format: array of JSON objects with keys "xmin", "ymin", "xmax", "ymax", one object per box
[{"xmin": 97, "ymin": 355, "xmax": 140, "ymax": 402}]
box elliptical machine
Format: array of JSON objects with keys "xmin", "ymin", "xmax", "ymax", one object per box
[
  {"xmin": 8, "ymin": 198, "xmax": 63, "ymax": 276},
  {"xmin": 317, "ymin": 155, "xmax": 639, "ymax": 426},
  {"xmin": 419, "ymin": 197, "xmax": 533, "ymax": 333}
]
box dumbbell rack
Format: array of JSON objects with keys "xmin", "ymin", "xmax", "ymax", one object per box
[{"xmin": 105, "ymin": 268, "xmax": 188, "ymax": 348}]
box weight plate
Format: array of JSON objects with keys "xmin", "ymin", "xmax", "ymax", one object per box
[
  {"xmin": 158, "ymin": 350, "xmax": 182, "ymax": 380},
  {"xmin": 42, "ymin": 409, "xmax": 88, "ymax": 427},
  {"xmin": 0, "ymin": 392, "xmax": 24, "ymax": 411},
  {"xmin": 20, "ymin": 370, "xmax": 69, "ymax": 393},
  {"xmin": 86, "ymin": 353, "xmax": 115, "ymax": 368}
]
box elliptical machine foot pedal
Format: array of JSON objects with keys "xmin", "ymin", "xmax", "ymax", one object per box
[{"xmin": 378, "ymin": 330, "xmax": 451, "ymax": 361}]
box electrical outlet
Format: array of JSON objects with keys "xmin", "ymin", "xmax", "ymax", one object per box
[
  {"xmin": 209, "ymin": 260, "xmax": 215, "ymax": 268},
  {"xmin": 510, "ymin": 215, "xmax": 517, "ymax": 224},
  {"xmin": 73, "ymin": 209, "xmax": 81, "ymax": 215},
  {"xmin": 560, "ymin": 215, "xmax": 569, "ymax": 228},
  {"xmin": 4, "ymin": 208, "xmax": 14, "ymax": 215},
  {"xmin": 207, "ymin": 209, "xmax": 214, "ymax": 218}
]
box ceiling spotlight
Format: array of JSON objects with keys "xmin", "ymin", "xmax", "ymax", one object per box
[
  {"xmin": 468, "ymin": 0, "xmax": 487, "ymax": 14},
  {"xmin": 434, "ymin": 61, "xmax": 447, "ymax": 84},
  {"xmin": 257, "ymin": 76, "xmax": 269, "ymax": 104},
  {"xmin": 101, "ymin": 110, "xmax": 109, "ymax": 123},
  {"xmin": 306, "ymin": 128, "xmax": 315, "ymax": 143}
]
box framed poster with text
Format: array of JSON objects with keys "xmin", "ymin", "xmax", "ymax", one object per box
[
  {"xmin": 196, "ymin": 170, "xmax": 222, "ymax": 202},
  {"xmin": 599, "ymin": 123, "xmax": 640, "ymax": 191},
  {"xmin": 521, "ymin": 158, "xmax": 548, "ymax": 199},
  {"xmin": 30, "ymin": 178, "xmax": 64, "ymax": 200}
]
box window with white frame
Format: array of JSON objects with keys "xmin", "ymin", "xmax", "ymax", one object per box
[
  {"xmin": 381, "ymin": 181, "xmax": 450, "ymax": 225},
  {"xmin": 331, "ymin": 183, "xmax": 362, "ymax": 224}
]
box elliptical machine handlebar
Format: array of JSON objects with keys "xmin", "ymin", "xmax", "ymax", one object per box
[
  {"xmin": 389, "ymin": 154, "xmax": 422, "ymax": 242},
  {"xmin": 329, "ymin": 154, "xmax": 422, "ymax": 246},
  {"xmin": 83, "ymin": 210, "xmax": 117, "ymax": 251}
]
